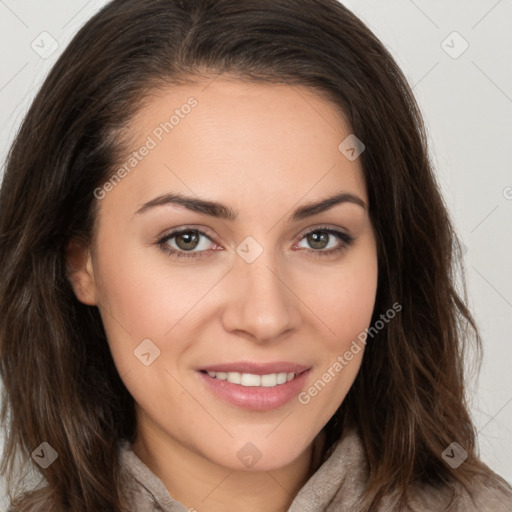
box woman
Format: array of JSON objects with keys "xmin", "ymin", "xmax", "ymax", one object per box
[{"xmin": 1, "ymin": 0, "xmax": 511, "ymax": 510}]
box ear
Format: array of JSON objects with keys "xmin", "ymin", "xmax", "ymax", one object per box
[{"xmin": 65, "ymin": 237, "xmax": 98, "ymax": 306}]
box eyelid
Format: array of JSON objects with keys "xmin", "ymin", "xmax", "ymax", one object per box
[
  {"xmin": 157, "ymin": 223, "xmax": 350, "ymax": 245},
  {"xmin": 157, "ymin": 224, "xmax": 217, "ymax": 242},
  {"xmin": 156, "ymin": 223, "xmax": 354, "ymax": 259},
  {"xmin": 296, "ymin": 223, "xmax": 351, "ymax": 239}
]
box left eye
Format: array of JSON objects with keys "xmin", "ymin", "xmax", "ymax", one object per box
[
  {"xmin": 296, "ymin": 228, "xmax": 348, "ymax": 251},
  {"xmin": 157, "ymin": 226, "xmax": 354, "ymax": 260}
]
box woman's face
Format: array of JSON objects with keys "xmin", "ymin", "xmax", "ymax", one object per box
[{"xmin": 70, "ymin": 77, "xmax": 378, "ymax": 471}]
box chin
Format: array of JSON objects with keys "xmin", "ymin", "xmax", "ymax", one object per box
[{"xmin": 203, "ymin": 435, "xmax": 311, "ymax": 472}]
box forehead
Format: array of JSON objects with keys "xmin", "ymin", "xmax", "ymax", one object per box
[{"xmin": 98, "ymin": 78, "xmax": 368, "ymax": 221}]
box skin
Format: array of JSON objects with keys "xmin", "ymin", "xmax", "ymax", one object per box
[{"xmin": 67, "ymin": 76, "xmax": 378, "ymax": 512}]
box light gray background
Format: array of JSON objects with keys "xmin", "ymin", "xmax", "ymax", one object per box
[{"xmin": 1, "ymin": 0, "xmax": 511, "ymax": 507}]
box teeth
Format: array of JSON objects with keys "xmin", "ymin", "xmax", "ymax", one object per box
[
  {"xmin": 276, "ymin": 373, "xmax": 287, "ymax": 385},
  {"xmin": 261, "ymin": 374, "xmax": 276, "ymax": 387},
  {"xmin": 227, "ymin": 372, "xmax": 241, "ymax": 384},
  {"xmin": 206, "ymin": 371, "xmax": 297, "ymax": 387},
  {"xmin": 241, "ymin": 373, "xmax": 260, "ymax": 386}
]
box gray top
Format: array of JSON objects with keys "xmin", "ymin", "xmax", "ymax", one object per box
[{"xmin": 118, "ymin": 428, "xmax": 512, "ymax": 511}]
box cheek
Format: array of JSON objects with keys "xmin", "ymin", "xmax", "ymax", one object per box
[
  {"xmin": 93, "ymin": 251, "xmax": 190, "ymax": 420},
  {"xmin": 92, "ymin": 239, "xmax": 190, "ymax": 340},
  {"xmin": 308, "ymin": 244, "xmax": 378, "ymax": 352},
  {"xmin": 333, "ymin": 272, "xmax": 377, "ymax": 347},
  {"xmin": 297, "ymin": 269, "xmax": 377, "ymax": 428},
  {"xmin": 90, "ymin": 237, "xmax": 172, "ymax": 378},
  {"xmin": 91, "ymin": 238, "xmax": 222, "ymax": 387},
  {"xmin": 296, "ymin": 238, "xmax": 377, "ymax": 419}
]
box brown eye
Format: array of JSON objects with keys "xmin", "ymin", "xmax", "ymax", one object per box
[
  {"xmin": 157, "ymin": 228, "xmax": 218, "ymax": 260},
  {"xmin": 174, "ymin": 230, "xmax": 201, "ymax": 251},
  {"xmin": 306, "ymin": 231, "xmax": 330, "ymax": 250},
  {"xmin": 296, "ymin": 227, "xmax": 355, "ymax": 257}
]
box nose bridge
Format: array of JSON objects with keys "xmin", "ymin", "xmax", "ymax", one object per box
[{"xmin": 222, "ymin": 236, "xmax": 299, "ymax": 341}]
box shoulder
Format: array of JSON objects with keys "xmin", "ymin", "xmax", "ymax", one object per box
[
  {"xmin": 406, "ymin": 470, "xmax": 512, "ymax": 512},
  {"xmin": 318, "ymin": 427, "xmax": 512, "ymax": 512}
]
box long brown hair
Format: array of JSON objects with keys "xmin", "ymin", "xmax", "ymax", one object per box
[{"xmin": 0, "ymin": 0, "xmax": 504, "ymax": 510}]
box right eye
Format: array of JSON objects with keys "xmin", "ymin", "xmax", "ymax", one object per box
[{"xmin": 156, "ymin": 228, "xmax": 220, "ymax": 260}]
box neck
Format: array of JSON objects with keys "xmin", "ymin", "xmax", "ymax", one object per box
[{"xmin": 132, "ymin": 421, "xmax": 322, "ymax": 512}]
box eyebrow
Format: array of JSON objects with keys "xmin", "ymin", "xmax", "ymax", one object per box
[{"xmin": 134, "ymin": 191, "xmax": 366, "ymax": 222}]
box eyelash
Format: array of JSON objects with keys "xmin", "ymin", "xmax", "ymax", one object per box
[{"xmin": 156, "ymin": 225, "xmax": 355, "ymax": 260}]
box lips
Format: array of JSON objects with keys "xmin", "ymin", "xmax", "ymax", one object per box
[{"xmin": 196, "ymin": 361, "xmax": 312, "ymax": 411}]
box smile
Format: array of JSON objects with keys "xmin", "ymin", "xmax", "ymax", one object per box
[
  {"xmin": 202, "ymin": 371, "xmax": 297, "ymax": 387},
  {"xmin": 197, "ymin": 365, "xmax": 311, "ymax": 411}
]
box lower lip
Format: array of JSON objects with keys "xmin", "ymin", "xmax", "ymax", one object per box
[{"xmin": 197, "ymin": 370, "xmax": 311, "ymax": 411}]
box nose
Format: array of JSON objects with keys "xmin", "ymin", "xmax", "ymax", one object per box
[{"xmin": 220, "ymin": 249, "xmax": 301, "ymax": 344}]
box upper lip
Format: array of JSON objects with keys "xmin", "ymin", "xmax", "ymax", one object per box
[{"xmin": 199, "ymin": 361, "xmax": 311, "ymax": 375}]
